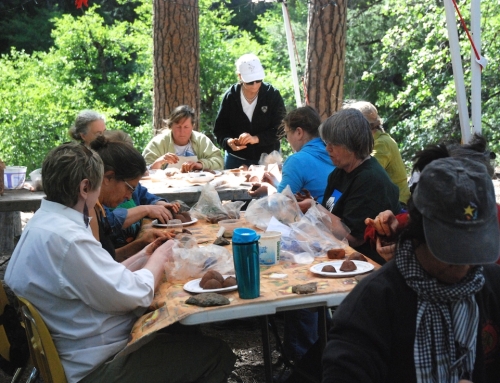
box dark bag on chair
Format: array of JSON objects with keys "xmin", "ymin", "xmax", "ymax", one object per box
[{"xmin": 0, "ymin": 303, "xmax": 30, "ymax": 375}]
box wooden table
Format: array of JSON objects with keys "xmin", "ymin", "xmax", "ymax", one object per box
[
  {"xmin": 0, "ymin": 183, "xmax": 252, "ymax": 212},
  {"xmin": 119, "ymin": 218, "xmax": 380, "ymax": 382}
]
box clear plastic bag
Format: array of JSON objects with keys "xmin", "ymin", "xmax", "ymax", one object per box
[
  {"xmin": 245, "ymin": 185, "xmax": 302, "ymax": 230},
  {"xmin": 164, "ymin": 239, "xmax": 235, "ymax": 282},
  {"xmin": 189, "ymin": 183, "xmax": 244, "ymax": 223},
  {"xmin": 259, "ymin": 150, "xmax": 283, "ymax": 166}
]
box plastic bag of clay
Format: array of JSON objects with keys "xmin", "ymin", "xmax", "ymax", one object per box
[
  {"xmin": 189, "ymin": 183, "xmax": 243, "ymax": 223},
  {"xmin": 245, "ymin": 185, "xmax": 302, "ymax": 230},
  {"xmin": 259, "ymin": 150, "xmax": 283, "ymax": 166},
  {"xmin": 164, "ymin": 239, "xmax": 234, "ymax": 282}
]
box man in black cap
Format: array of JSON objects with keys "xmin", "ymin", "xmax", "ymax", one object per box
[{"xmin": 322, "ymin": 157, "xmax": 500, "ymax": 383}]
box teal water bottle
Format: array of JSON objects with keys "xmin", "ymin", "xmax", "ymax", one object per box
[{"xmin": 232, "ymin": 228, "xmax": 261, "ymax": 299}]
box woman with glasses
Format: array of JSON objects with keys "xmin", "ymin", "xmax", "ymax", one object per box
[
  {"xmin": 90, "ymin": 136, "xmax": 173, "ymax": 261},
  {"xmin": 214, "ymin": 53, "xmax": 286, "ymax": 169},
  {"xmin": 5, "ymin": 142, "xmax": 236, "ymax": 383}
]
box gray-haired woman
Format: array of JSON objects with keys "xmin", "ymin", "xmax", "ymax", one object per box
[
  {"xmin": 5, "ymin": 142, "xmax": 236, "ymax": 383},
  {"xmin": 302, "ymin": 108, "xmax": 401, "ymax": 265},
  {"xmin": 68, "ymin": 109, "xmax": 106, "ymax": 146}
]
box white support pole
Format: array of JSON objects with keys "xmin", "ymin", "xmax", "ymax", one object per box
[
  {"xmin": 443, "ymin": 0, "xmax": 471, "ymax": 144},
  {"xmin": 281, "ymin": 1, "xmax": 302, "ymax": 107},
  {"xmin": 470, "ymin": 0, "xmax": 482, "ymax": 136}
]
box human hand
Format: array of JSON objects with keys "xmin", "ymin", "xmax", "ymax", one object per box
[
  {"xmin": 143, "ymin": 236, "xmax": 172, "ymax": 256},
  {"xmin": 295, "ymin": 189, "xmax": 313, "ymax": 202},
  {"xmin": 151, "ymin": 153, "xmax": 179, "ymax": 169},
  {"xmin": 146, "ymin": 205, "xmax": 174, "ymax": 223},
  {"xmin": 262, "ymin": 172, "xmax": 278, "ymax": 187},
  {"xmin": 297, "ymin": 198, "xmax": 315, "ymax": 214},
  {"xmin": 237, "ymin": 132, "xmax": 259, "ymax": 146},
  {"xmin": 137, "ymin": 227, "xmax": 174, "ymax": 244},
  {"xmin": 181, "ymin": 161, "xmax": 203, "ymax": 173},
  {"xmin": 228, "ymin": 138, "xmax": 247, "ymax": 151},
  {"xmin": 248, "ymin": 183, "xmax": 268, "ymax": 197},
  {"xmin": 364, "ymin": 210, "xmax": 399, "ymax": 237},
  {"xmin": 163, "ymin": 201, "xmax": 180, "ymax": 214},
  {"xmin": 375, "ymin": 236, "xmax": 396, "ymax": 262}
]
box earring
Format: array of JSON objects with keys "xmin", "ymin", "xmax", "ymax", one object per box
[{"xmin": 83, "ymin": 201, "xmax": 89, "ymax": 228}]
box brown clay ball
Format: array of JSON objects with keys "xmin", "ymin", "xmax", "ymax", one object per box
[
  {"xmin": 222, "ymin": 276, "xmax": 237, "ymax": 287},
  {"xmin": 347, "ymin": 252, "xmax": 367, "ymax": 262},
  {"xmin": 174, "ymin": 213, "xmax": 188, "ymax": 223},
  {"xmin": 322, "ymin": 265, "xmax": 337, "ymax": 273},
  {"xmin": 180, "ymin": 212, "xmax": 192, "ymax": 221},
  {"xmin": 327, "ymin": 248, "xmax": 346, "ymax": 260},
  {"xmin": 203, "ymin": 279, "xmax": 223, "ymax": 289},
  {"xmin": 199, "ymin": 270, "xmax": 225, "ymax": 288},
  {"xmin": 340, "ymin": 260, "xmax": 357, "ymax": 272}
]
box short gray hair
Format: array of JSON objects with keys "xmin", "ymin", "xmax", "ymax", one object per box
[
  {"xmin": 342, "ymin": 101, "xmax": 383, "ymax": 131},
  {"xmin": 163, "ymin": 105, "xmax": 196, "ymax": 130},
  {"xmin": 319, "ymin": 108, "xmax": 374, "ymax": 160},
  {"xmin": 68, "ymin": 110, "xmax": 106, "ymax": 142}
]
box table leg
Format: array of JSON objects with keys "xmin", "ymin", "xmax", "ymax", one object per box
[{"xmin": 260, "ymin": 315, "xmax": 273, "ymax": 383}]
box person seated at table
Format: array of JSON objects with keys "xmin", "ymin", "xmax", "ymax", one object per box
[
  {"xmin": 299, "ymin": 108, "xmax": 401, "ymax": 265},
  {"xmin": 142, "ymin": 105, "xmax": 223, "ymax": 171},
  {"xmin": 322, "ymin": 157, "xmax": 500, "ymax": 383},
  {"xmin": 364, "ymin": 133, "xmax": 498, "ymax": 263},
  {"xmin": 90, "ymin": 136, "xmax": 174, "ymax": 262},
  {"xmin": 343, "ymin": 101, "xmax": 411, "ymax": 205},
  {"xmin": 100, "ymin": 130, "xmax": 181, "ymax": 249},
  {"xmin": 250, "ymin": 106, "xmax": 335, "ymax": 202},
  {"xmin": 5, "ymin": 142, "xmax": 236, "ymax": 383},
  {"xmin": 68, "ymin": 109, "xmax": 106, "ymax": 147}
]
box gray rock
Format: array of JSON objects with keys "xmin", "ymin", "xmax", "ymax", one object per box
[
  {"xmin": 292, "ymin": 282, "xmax": 317, "ymax": 295},
  {"xmin": 185, "ymin": 292, "xmax": 230, "ymax": 307}
]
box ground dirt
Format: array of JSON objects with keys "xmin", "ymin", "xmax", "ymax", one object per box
[{"xmin": 2, "ymin": 175, "xmax": 500, "ymax": 383}]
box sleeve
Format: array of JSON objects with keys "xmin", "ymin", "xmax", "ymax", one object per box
[
  {"xmin": 142, "ymin": 134, "xmax": 171, "ymax": 166},
  {"xmin": 277, "ymin": 155, "xmax": 303, "ymax": 194},
  {"xmin": 135, "ymin": 183, "xmax": 165, "ymax": 205},
  {"xmin": 255, "ymin": 87, "xmax": 285, "ymax": 145},
  {"xmin": 213, "ymin": 90, "xmax": 234, "ymax": 150},
  {"xmin": 195, "ymin": 133, "xmax": 224, "ymax": 170},
  {"xmin": 322, "ymin": 277, "xmax": 395, "ymax": 383},
  {"xmin": 60, "ymin": 235, "xmax": 155, "ymax": 313},
  {"xmin": 372, "ymin": 136, "xmax": 391, "ymax": 170},
  {"xmin": 104, "ymin": 206, "xmax": 127, "ymax": 233}
]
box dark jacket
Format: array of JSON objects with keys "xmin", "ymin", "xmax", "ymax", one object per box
[
  {"xmin": 213, "ymin": 82, "xmax": 285, "ymax": 161},
  {"xmin": 322, "ymin": 261, "xmax": 500, "ymax": 383}
]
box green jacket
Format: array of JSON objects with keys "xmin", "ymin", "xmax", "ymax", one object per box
[
  {"xmin": 373, "ymin": 130, "xmax": 411, "ymax": 204},
  {"xmin": 142, "ymin": 130, "xmax": 223, "ymax": 170}
]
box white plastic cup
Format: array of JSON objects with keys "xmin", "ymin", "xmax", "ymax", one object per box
[
  {"xmin": 259, "ymin": 231, "xmax": 281, "ymax": 265},
  {"xmin": 4, "ymin": 166, "xmax": 27, "ymax": 189}
]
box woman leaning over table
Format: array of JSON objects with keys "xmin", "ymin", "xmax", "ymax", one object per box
[
  {"xmin": 5, "ymin": 142, "xmax": 236, "ymax": 383},
  {"xmin": 68, "ymin": 109, "xmax": 106, "ymax": 147},
  {"xmin": 213, "ymin": 53, "xmax": 286, "ymax": 169},
  {"xmin": 142, "ymin": 105, "xmax": 223, "ymax": 172},
  {"xmin": 299, "ymin": 108, "xmax": 401, "ymax": 265},
  {"xmin": 90, "ymin": 136, "xmax": 173, "ymax": 262}
]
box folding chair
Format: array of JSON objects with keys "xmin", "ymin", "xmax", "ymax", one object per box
[{"xmin": 17, "ymin": 297, "xmax": 67, "ymax": 383}]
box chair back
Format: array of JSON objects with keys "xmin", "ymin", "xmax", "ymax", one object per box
[{"xmin": 17, "ymin": 297, "xmax": 67, "ymax": 383}]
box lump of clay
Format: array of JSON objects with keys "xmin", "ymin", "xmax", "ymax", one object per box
[
  {"xmin": 185, "ymin": 293, "xmax": 230, "ymax": 307},
  {"xmin": 292, "ymin": 282, "xmax": 317, "ymax": 295},
  {"xmin": 199, "ymin": 270, "xmax": 224, "ymax": 288},
  {"xmin": 327, "ymin": 248, "xmax": 346, "ymax": 259},
  {"xmin": 203, "ymin": 279, "xmax": 223, "ymax": 289},
  {"xmin": 213, "ymin": 236, "xmax": 230, "ymax": 246},
  {"xmin": 222, "ymin": 276, "xmax": 237, "ymax": 287},
  {"xmin": 340, "ymin": 260, "xmax": 357, "ymax": 272},
  {"xmin": 347, "ymin": 252, "xmax": 367, "ymax": 262},
  {"xmin": 322, "ymin": 265, "xmax": 337, "ymax": 273}
]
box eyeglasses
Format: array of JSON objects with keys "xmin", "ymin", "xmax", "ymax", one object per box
[
  {"xmin": 245, "ymin": 80, "xmax": 263, "ymax": 85},
  {"xmin": 123, "ymin": 180, "xmax": 136, "ymax": 193}
]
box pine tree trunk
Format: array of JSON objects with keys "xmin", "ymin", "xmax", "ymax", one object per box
[
  {"xmin": 305, "ymin": 0, "xmax": 347, "ymax": 119},
  {"xmin": 153, "ymin": 0, "xmax": 200, "ymax": 134}
]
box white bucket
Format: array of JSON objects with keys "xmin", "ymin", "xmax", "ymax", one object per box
[
  {"xmin": 4, "ymin": 166, "xmax": 27, "ymax": 189},
  {"xmin": 259, "ymin": 231, "xmax": 281, "ymax": 265}
]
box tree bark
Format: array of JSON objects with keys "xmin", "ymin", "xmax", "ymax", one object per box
[
  {"xmin": 153, "ymin": 0, "xmax": 200, "ymax": 134},
  {"xmin": 305, "ymin": 0, "xmax": 347, "ymax": 119}
]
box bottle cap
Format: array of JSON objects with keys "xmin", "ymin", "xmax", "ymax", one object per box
[{"xmin": 232, "ymin": 228, "xmax": 260, "ymax": 244}]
